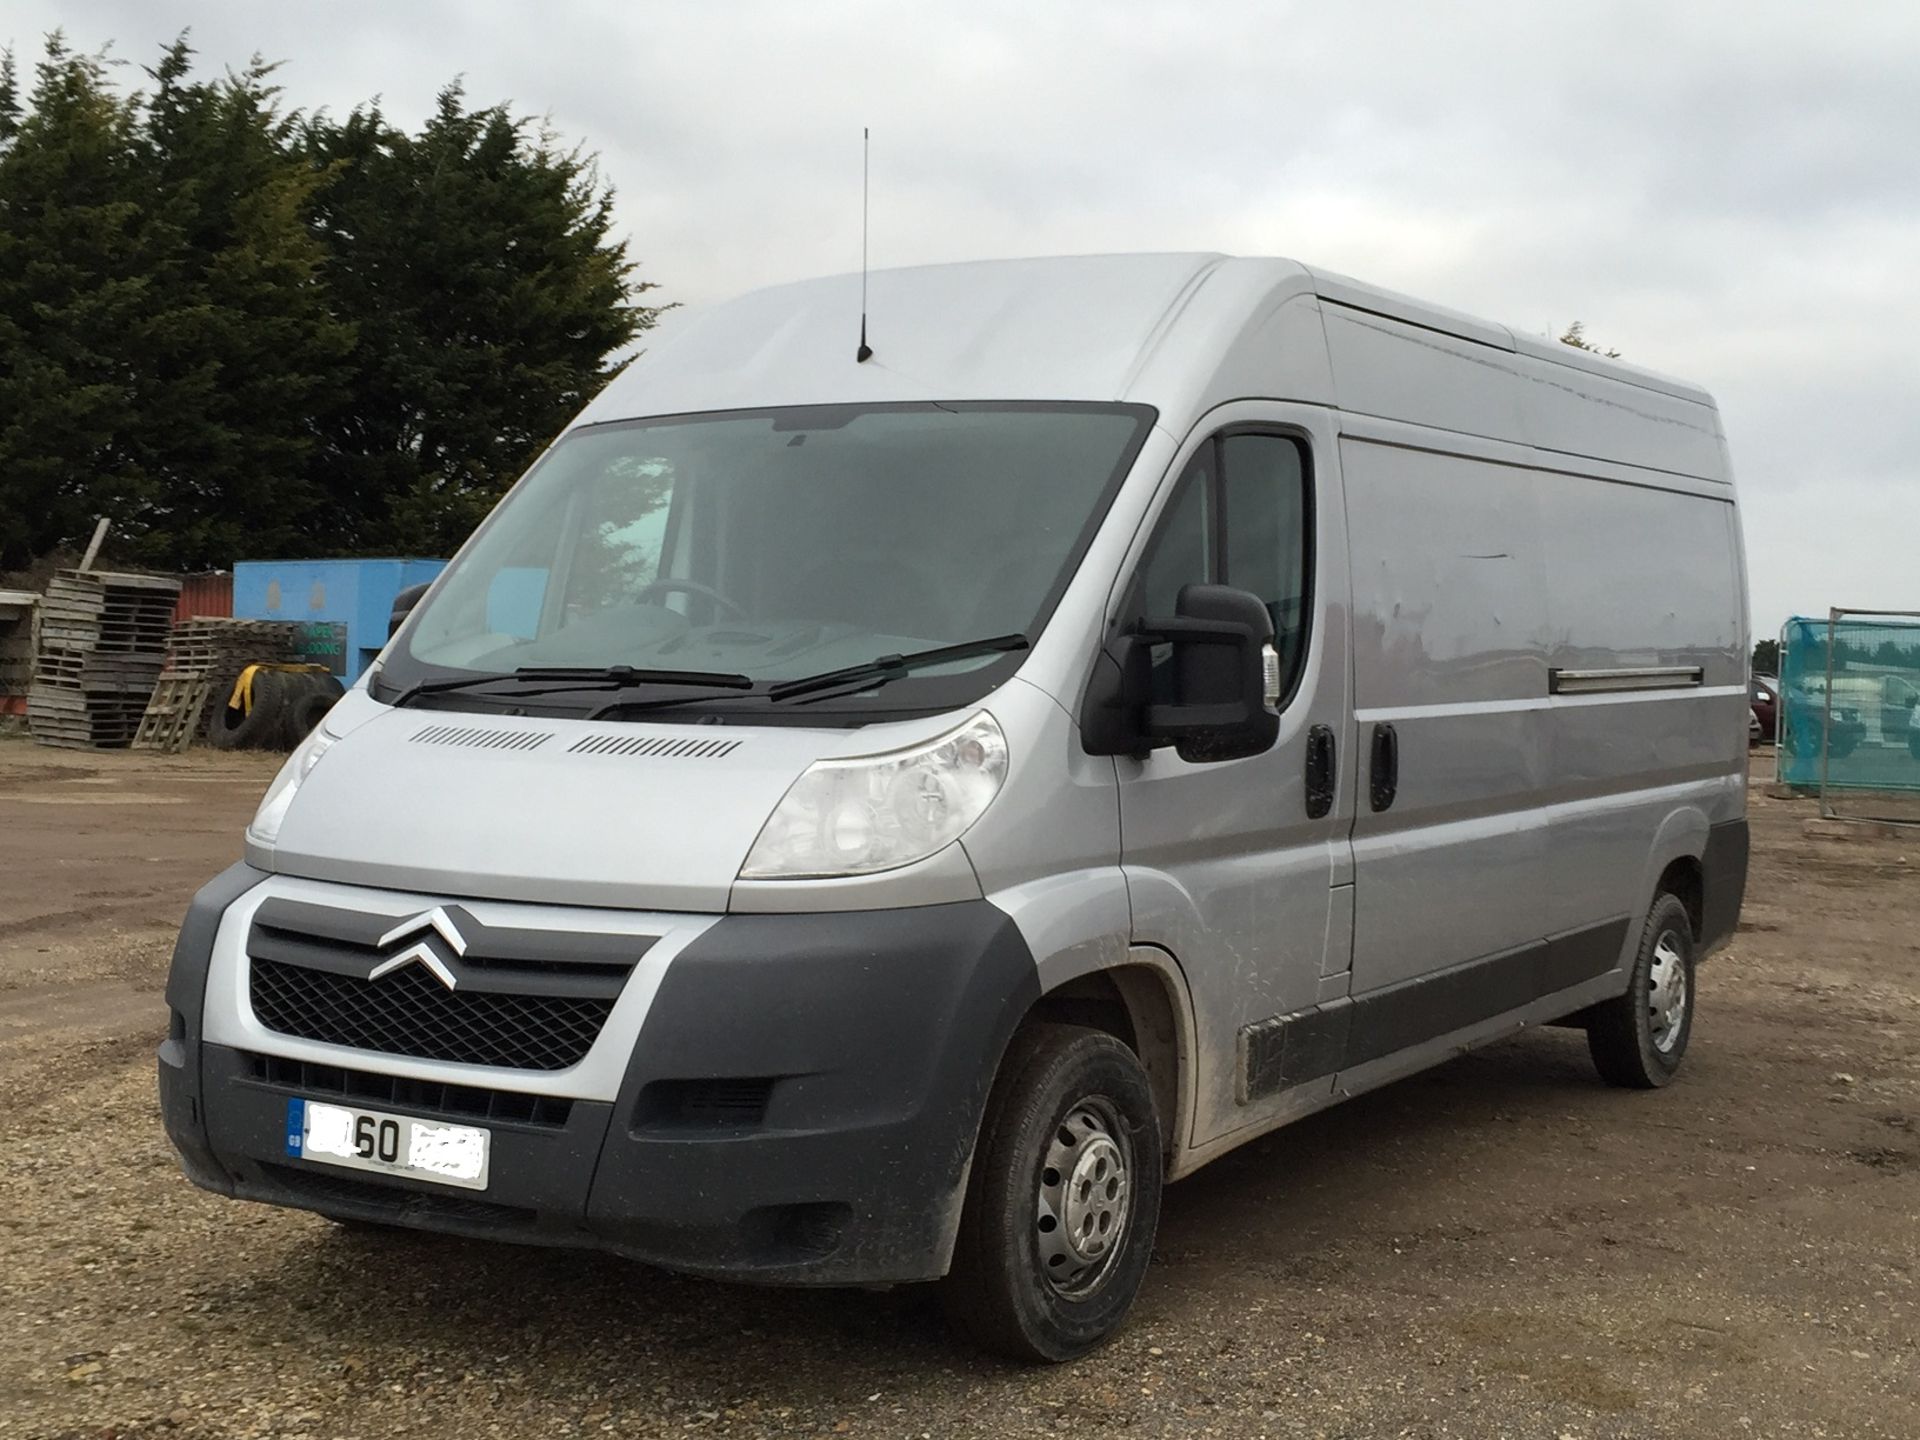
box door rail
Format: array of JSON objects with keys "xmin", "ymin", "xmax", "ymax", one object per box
[{"xmin": 1549, "ymin": 665, "xmax": 1704, "ymax": 695}]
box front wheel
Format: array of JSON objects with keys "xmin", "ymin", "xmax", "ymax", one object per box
[
  {"xmin": 1587, "ymin": 892, "xmax": 1696, "ymax": 1088},
  {"xmin": 941, "ymin": 1023, "xmax": 1163, "ymax": 1363}
]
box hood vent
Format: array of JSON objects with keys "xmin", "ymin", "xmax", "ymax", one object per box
[
  {"xmin": 568, "ymin": 734, "xmax": 742, "ymax": 760},
  {"xmin": 411, "ymin": 724, "xmax": 552, "ymax": 752}
]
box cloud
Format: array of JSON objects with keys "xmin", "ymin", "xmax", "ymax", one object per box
[{"xmin": 13, "ymin": 0, "xmax": 1919, "ymax": 634}]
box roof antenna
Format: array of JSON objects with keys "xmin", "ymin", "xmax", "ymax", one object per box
[{"xmin": 856, "ymin": 126, "xmax": 873, "ymax": 363}]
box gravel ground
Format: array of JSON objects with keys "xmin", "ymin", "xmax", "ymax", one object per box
[{"xmin": 1, "ymin": 736, "xmax": 1915, "ymax": 1439}]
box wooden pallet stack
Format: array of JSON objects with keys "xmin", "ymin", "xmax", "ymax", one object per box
[
  {"xmin": 132, "ymin": 617, "xmax": 302, "ymax": 752},
  {"xmin": 27, "ymin": 570, "xmax": 183, "ymax": 749}
]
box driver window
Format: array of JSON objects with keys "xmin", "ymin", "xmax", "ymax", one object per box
[
  {"xmin": 1124, "ymin": 430, "xmax": 1311, "ymax": 705},
  {"xmin": 1126, "ymin": 451, "xmax": 1214, "ymax": 698},
  {"xmin": 1133, "ymin": 452, "xmax": 1214, "ymax": 622},
  {"xmin": 1221, "ymin": 434, "xmax": 1309, "ymax": 701}
]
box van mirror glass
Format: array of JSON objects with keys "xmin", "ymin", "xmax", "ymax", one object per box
[
  {"xmin": 1145, "ymin": 584, "xmax": 1281, "ymax": 763},
  {"xmin": 1081, "ymin": 584, "xmax": 1280, "ymax": 762}
]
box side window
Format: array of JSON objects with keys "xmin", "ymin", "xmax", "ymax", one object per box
[
  {"xmin": 1132, "ymin": 451, "xmax": 1214, "ymax": 623},
  {"xmin": 1124, "ymin": 431, "xmax": 1311, "ymax": 704},
  {"xmin": 1126, "ymin": 451, "xmax": 1213, "ymax": 699},
  {"xmin": 1221, "ymin": 434, "xmax": 1310, "ymax": 699}
]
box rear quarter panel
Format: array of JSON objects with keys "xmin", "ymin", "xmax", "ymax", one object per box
[{"xmin": 1535, "ymin": 472, "xmax": 1747, "ymax": 936}]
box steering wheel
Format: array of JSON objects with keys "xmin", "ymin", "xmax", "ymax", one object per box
[{"xmin": 634, "ymin": 577, "xmax": 748, "ymax": 621}]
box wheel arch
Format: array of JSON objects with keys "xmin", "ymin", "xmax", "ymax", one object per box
[
  {"xmin": 1643, "ymin": 806, "xmax": 1711, "ymax": 936},
  {"xmin": 1023, "ymin": 948, "xmax": 1197, "ymax": 1176},
  {"xmin": 1655, "ymin": 853, "xmax": 1704, "ymax": 940}
]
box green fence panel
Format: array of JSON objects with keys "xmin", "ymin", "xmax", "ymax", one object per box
[{"xmin": 1777, "ymin": 614, "xmax": 1920, "ymax": 798}]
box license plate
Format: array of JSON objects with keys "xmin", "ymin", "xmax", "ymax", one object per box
[{"xmin": 285, "ymin": 1098, "xmax": 490, "ymax": 1191}]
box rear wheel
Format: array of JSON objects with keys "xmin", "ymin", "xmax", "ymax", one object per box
[
  {"xmin": 942, "ymin": 1023, "xmax": 1163, "ymax": 1363},
  {"xmin": 1587, "ymin": 892, "xmax": 1695, "ymax": 1088}
]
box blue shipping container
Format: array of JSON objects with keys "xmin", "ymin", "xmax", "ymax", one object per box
[{"xmin": 233, "ymin": 558, "xmax": 445, "ymax": 682}]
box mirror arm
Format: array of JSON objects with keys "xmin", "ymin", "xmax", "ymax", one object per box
[{"xmin": 1078, "ymin": 633, "xmax": 1154, "ymax": 758}]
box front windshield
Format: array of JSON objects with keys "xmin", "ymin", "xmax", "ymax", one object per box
[{"xmin": 383, "ymin": 402, "xmax": 1153, "ymax": 716}]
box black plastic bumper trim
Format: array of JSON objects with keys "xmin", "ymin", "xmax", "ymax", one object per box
[
  {"xmin": 163, "ymin": 898, "xmax": 1040, "ymax": 1287},
  {"xmin": 1239, "ymin": 915, "xmax": 1629, "ymax": 1103},
  {"xmin": 1700, "ymin": 817, "xmax": 1749, "ymax": 955},
  {"xmin": 157, "ymin": 862, "xmax": 272, "ymax": 1192}
]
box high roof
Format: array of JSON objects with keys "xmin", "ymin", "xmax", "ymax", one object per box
[
  {"xmin": 578, "ymin": 253, "xmax": 1255, "ymax": 421},
  {"xmin": 575, "ymin": 254, "xmax": 1720, "ymax": 477}
]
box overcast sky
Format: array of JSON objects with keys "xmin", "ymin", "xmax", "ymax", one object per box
[{"xmin": 13, "ymin": 0, "xmax": 1919, "ymax": 639}]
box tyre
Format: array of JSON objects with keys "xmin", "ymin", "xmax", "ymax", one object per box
[
  {"xmin": 205, "ymin": 669, "xmax": 294, "ymax": 750},
  {"xmin": 282, "ymin": 671, "xmax": 346, "ymax": 746},
  {"xmin": 1587, "ymin": 892, "xmax": 1696, "ymax": 1088},
  {"xmin": 941, "ymin": 1023, "xmax": 1163, "ymax": 1363},
  {"xmin": 1909, "ymin": 729, "xmax": 1920, "ymax": 762}
]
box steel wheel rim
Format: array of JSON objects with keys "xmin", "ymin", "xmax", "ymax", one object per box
[
  {"xmin": 1647, "ymin": 931, "xmax": 1690, "ymax": 1054},
  {"xmin": 1035, "ymin": 1098, "xmax": 1133, "ymax": 1296}
]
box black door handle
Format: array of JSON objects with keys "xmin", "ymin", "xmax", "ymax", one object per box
[
  {"xmin": 1304, "ymin": 724, "xmax": 1335, "ymax": 818},
  {"xmin": 1369, "ymin": 722, "xmax": 1398, "ymax": 812}
]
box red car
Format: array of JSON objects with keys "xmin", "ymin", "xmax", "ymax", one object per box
[{"xmin": 1750, "ymin": 675, "xmax": 1778, "ymax": 744}]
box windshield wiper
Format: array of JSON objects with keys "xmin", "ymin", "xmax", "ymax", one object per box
[
  {"xmin": 583, "ymin": 686, "xmax": 770, "ymax": 721},
  {"xmin": 388, "ymin": 665, "xmax": 753, "ymax": 709},
  {"xmin": 767, "ymin": 634, "xmax": 1029, "ymax": 704}
]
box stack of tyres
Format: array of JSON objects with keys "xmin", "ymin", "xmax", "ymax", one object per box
[
  {"xmin": 206, "ymin": 669, "xmax": 346, "ymax": 751},
  {"xmin": 164, "ymin": 617, "xmax": 302, "ymax": 741}
]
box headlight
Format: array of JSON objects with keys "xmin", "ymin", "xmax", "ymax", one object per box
[
  {"xmin": 246, "ymin": 725, "xmax": 337, "ymax": 847},
  {"xmin": 740, "ymin": 712, "xmax": 1008, "ymax": 879}
]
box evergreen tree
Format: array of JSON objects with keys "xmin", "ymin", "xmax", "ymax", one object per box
[
  {"xmin": 0, "ymin": 39, "xmax": 658, "ymax": 571},
  {"xmin": 0, "ymin": 50, "xmax": 22, "ymax": 145},
  {"xmin": 119, "ymin": 38, "xmax": 353, "ymax": 567},
  {"xmin": 0, "ymin": 36, "xmax": 355, "ymax": 570},
  {"xmin": 0, "ymin": 39, "xmax": 152, "ymax": 569},
  {"xmin": 303, "ymin": 85, "xmax": 660, "ymax": 554},
  {"xmin": 1558, "ymin": 320, "xmax": 1621, "ymax": 359}
]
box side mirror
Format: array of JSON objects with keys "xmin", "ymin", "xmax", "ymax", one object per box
[
  {"xmin": 1080, "ymin": 583, "xmax": 1281, "ymax": 763},
  {"xmin": 389, "ymin": 582, "xmax": 431, "ymax": 639}
]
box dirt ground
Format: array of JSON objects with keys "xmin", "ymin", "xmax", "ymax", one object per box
[{"xmin": 0, "ymin": 735, "xmax": 1914, "ymax": 1440}]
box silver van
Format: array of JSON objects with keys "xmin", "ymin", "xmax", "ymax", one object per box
[{"xmin": 160, "ymin": 254, "xmax": 1750, "ymax": 1361}]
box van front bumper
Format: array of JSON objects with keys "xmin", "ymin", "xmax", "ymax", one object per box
[{"xmin": 159, "ymin": 866, "xmax": 1040, "ymax": 1285}]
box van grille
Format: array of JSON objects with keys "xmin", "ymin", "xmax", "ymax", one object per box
[
  {"xmin": 250, "ymin": 959, "xmax": 611, "ymax": 1070},
  {"xmin": 241, "ymin": 1052, "xmax": 574, "ymax": 1128},
  {"xmin": 244, "ymin": 898, "xmax": 648, "ymax": 1072}
]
